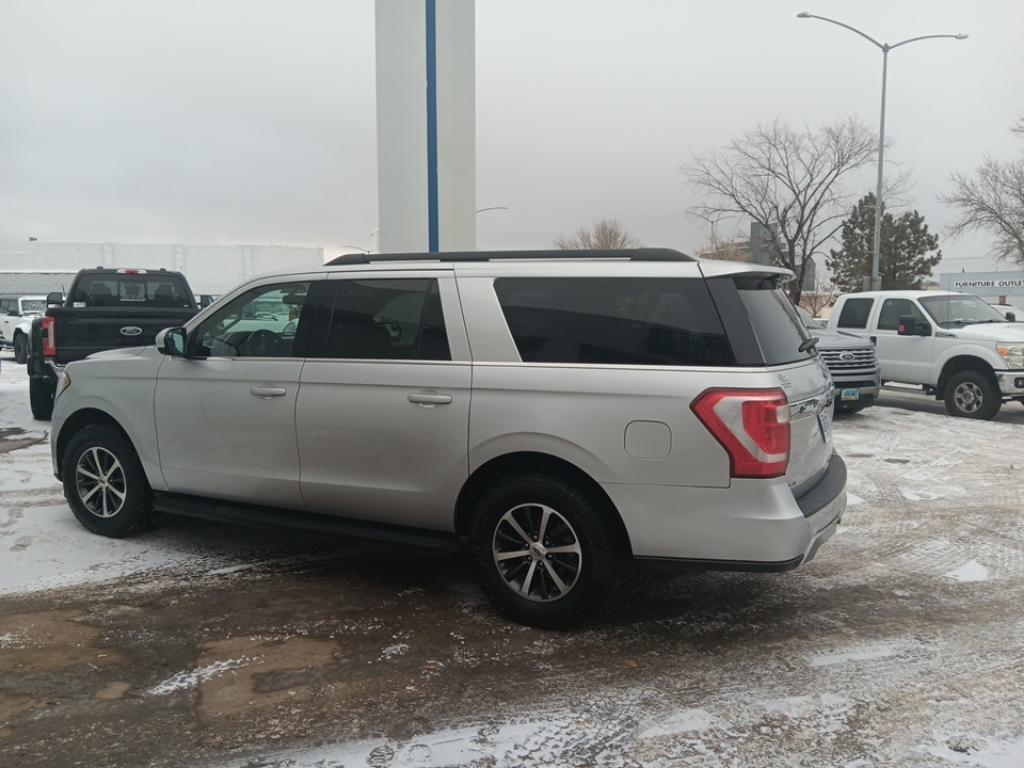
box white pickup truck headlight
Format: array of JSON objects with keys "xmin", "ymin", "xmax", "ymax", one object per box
[{"xmin": 996, "ymin": 343, "xmax": 1024, "ymax": 369}]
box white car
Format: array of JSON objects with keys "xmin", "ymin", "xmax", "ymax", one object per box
[
  {"xmin": 829, "ymin": 290, "xmax": 1024, "ymax": 419},
  {"xmin": 0, "ymin": 295, "xmax": 47, "ymax": 364}
]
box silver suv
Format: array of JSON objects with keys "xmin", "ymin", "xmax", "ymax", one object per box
[{"xmin": 50, "ymin": 249, "xmax": 847, "ymax": 626}]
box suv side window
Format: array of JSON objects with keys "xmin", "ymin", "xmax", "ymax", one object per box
[
  {"xmin": 878, "ymin": 298, "xmax": 927, "ymax": 331},
  {"xmin": 315, "ymin": 278, "xmax": 450, "ymax": 361},
  {"xmin": 493, "ymin": 277, "xmax": 735, "ymax": 366},
  {"xmin": 191, "ymin": 282, "xmax": 311, "ymax": 358},
  {"xmin": 837, "ymin": 298, "xmax": 874, "ymax": 329}
]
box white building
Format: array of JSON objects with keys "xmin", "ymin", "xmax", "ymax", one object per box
[
  {"xmin": 940, "ymin": 270, "xmax": 1024, "ymax": 304},
  {"xmin": 0, "ymin": 241, "xmax": 329, "ymax": 296}
]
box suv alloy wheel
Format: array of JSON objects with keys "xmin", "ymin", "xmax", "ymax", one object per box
[
  {"xmin": 63, "ymin": 424, "xmax": 155, "ymax": 537},
  {"xmin": 472, "ymin": 473, "xmax": 616, "ymax": 628}
]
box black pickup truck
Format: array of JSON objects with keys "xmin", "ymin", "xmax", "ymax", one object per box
[{"xmin": 27, "ymin": 267, "xmax": 200, "ymax": 419}]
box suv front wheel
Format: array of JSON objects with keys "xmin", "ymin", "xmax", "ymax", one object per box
[
  {"xmin": 62, "ymin": 424, "xmax": 155, "ymax": 537},
  {"xmin": 472, "ymin": 473, "xmax": 616, "ymax": 628}
]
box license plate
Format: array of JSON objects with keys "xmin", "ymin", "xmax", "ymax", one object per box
[
  {"xmin": 840, "ymin": 388, "xmax": 860, "ymax": 401},
  {"xmin": 817, "ymin": 409, "xmax": 832, "ymax": 442}
]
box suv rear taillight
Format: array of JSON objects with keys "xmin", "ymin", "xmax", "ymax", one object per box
[
  {"xmin": 41, "ymin": 316, "xmax": 57, "ymax": 358},
  {"xmin": 691, "ymin": 388, "xmax": 790, "ymax": 479}
]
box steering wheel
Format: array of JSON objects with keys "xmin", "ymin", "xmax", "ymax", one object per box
[{"xmin": 245, "ymin": 329, "xmax": 280, "ymax": 357}]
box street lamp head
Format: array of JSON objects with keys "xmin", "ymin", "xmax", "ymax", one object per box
[
  {"xmin": 955, "ymin": 33, "xmax": 968, "ymax": 40},
  {"xmin": 796, "ymin": 11, "xmax": 811, "ymax": 18}
]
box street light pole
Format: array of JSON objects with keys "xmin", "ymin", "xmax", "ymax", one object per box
[
  {"xmin": 873, "ymin": 46, "xmax": 888, "ymax": 292},
  {"xmin": 796, "ymin": 12, "xmax": 966, "ymax": 291}
]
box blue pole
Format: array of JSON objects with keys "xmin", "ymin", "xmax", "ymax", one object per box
[{"xmin": 425, "ymin": 0, "xmax": 439, "ymax": 253}]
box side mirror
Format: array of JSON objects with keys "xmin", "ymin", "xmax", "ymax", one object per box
[
  {"xmin": 1006, "ymin": 312, "xmax": 1017, "ymax": 322},
  {"xmin": 156, "ymin": 327, "xmax": 187, "ymax": 357},
  {"xmin": 46, "ymin": 291, "xmax": 63, "ymax": 306},
  {"xmin": 897, "ymin": 316, "xmax": 931, "ymax": 337}
]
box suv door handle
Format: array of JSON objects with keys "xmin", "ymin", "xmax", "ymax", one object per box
[
  {"xmin": 408, "ymin": 392, "xmax": 453, "ymax": 406},
  {"xmin": 250, "ymin": 385, "xmax": 287, "ymax": 399}
]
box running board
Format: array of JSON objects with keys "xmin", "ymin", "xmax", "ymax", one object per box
[{"xmin": 152, "ymin": 493, "xmax": 458, "ymax": 553}]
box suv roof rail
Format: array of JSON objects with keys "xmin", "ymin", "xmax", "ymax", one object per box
[{"xmin": 325, "ymin": 248, "xmax": 694, "ymax": 266}]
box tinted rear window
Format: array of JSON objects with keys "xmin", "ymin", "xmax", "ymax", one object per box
[
  {"xmin": 493, "ymin": 278, "xmax": 735, "ymax": 366},
  {"xmin": 314, "ymin": 278, "xmax": 450, "ymax": 361},
  {"xmin": 71, "ymin": 273, "xmax": 194, "ymax": 308},
  {"xmin": 733, "ymin": 277, "xmax": 813, "ymax": 365},
  {"xmin": 837, "ymin": 298, "xmax": 874, "ymax": 329}
]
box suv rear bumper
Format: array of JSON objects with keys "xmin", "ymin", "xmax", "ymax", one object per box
[{"xmin": 604, "ymin": 453, "xmax": 848, "ymax": 568}]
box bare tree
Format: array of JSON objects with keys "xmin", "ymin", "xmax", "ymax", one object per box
[
  {"xmin": 555, "ymin": 218, "xmax": 639, "ymax": 250},
  {"xmin": 941, "ymin": 118, "xmax": 1024, "ymax": 265},
  {"xmin": 800, "ymin": 277, "xmax": 839, "ymax": 317},
  {"xmin": 685, "ymin": 118, "xmax": 884, "ymax": 302},
  {"xmin": 693, "ymin": 225, "xmax": 751, "ymax": 262}
]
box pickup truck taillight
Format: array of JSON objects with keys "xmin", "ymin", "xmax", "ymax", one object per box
[
  {"xmin": 691, "ymin": 388, "xmax": 790, "ymax": 479},
  {"xmin": 41, "ymin": 316, "xmax": 57, "ymax": 358}
]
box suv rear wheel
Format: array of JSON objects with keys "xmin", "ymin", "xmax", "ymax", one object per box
[
  {"xmin": 62, "ymin": 424, "xmax": 154, "ymax": 537},
  {"xmin": 471, "ymin": 473, "xmax": 616, "ymax": 628},
  {"xmin": 945, "ymin": 370, "xmax": 1001, "ymax": 420}
]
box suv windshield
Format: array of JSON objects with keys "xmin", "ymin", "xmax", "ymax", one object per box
[
  {"xmin": 734, "ymin": 277, "xmax": 814, "ymax": 365},
  {"xmin": 920, "ymin": 295, "xmax": 1006, "ymax": 328}
]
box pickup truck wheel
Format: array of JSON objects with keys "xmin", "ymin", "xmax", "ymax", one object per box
[
  {"xmin": 62, "ymin": 424, "xmax": 154, "ymax": 538},
  {"xmin": 29, "ymin": 377, "xmax": 55, "ymax": 420},
  {"xmin": 471, "ymin": 474, "xmax": 615, "ymax": 628},
  {"xmin": 13, "ymin": 333, "xmax": 28, "ymax": 364},
  {"xmin": 945, "ymin": 371, "xmax": 1001, "ymax": 420}
]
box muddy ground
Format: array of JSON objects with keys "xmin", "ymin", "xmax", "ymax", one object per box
[{"xmin": 2, "ymin": 358, "xmax": 1023, "ymax": 767}]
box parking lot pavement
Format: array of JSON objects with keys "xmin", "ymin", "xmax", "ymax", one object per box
[{"xmin": 2, "ymin": 352, "xmax": 1023, "ymax": 768}]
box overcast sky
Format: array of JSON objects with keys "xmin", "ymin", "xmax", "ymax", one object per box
[{"xmin": 2, "ymin": 0, "xmax": 1022, "ymax": 274}]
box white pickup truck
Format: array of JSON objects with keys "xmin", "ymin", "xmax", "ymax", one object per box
[
  {"xmin": 828, "ymin": 290, "xmax": 1024, "ymax": 419},
  {"xmin": 0, "ymin": 295, "xmax": 47, "ymax": 364}
]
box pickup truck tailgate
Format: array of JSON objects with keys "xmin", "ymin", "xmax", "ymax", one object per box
[{"xmin": 50, "ymin": 307, "xmax": 198, "ymax": 364}]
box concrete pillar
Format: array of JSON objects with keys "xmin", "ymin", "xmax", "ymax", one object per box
[{"xmin": 374, "ymin": 0, "xmax": 475, "ymax": 254}]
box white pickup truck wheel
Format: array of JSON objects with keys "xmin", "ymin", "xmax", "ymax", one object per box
[{"xmin": 945, "ymin": 371, "xmax": 1001, "ymax": 420}]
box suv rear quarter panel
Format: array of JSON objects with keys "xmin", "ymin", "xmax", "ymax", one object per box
[{"xmin": 458, "ymin": 266, "xmax": 834, "ymax": 492}]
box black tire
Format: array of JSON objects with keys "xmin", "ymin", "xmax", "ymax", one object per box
[
  {"xmin": 29, "ymin": 377, "xmax": 55, "ymax": 420},
  {"xmin": 62, "ymin": 424, "xmax": 154, "ymax": 537},
  {"xmin": 13, "ymin": 333, "xmax": 28, "ymax": 364},
  {"xmin": 944, "ymin": 370, "xmax": 1001, "ymax": 420},
  {"xmin": 471, "ymin": 473, "xmax": 617, "ymax": 628}
]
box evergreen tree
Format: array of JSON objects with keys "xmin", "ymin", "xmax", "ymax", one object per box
[{"xmin": 826, "ymin": 194, "xmax": 941, "ymax": 292}]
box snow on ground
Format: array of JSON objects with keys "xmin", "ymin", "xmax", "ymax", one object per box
[
  {"xmin": 0, "ymin": 353, "xmax": 48, "ymax": 440},
  {"xmin": 944, "ymin": 559, "xmax": 991, "ymax": 583}
]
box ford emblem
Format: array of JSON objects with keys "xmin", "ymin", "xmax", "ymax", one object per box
[
  {"xmin": 839, "ymin": 352, "xmax": 855, "ymax": 361},
  {"xmin": 119, "ymin": 326, "xmax": 143, "ymax": 337}
]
